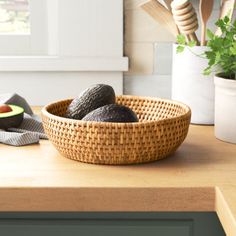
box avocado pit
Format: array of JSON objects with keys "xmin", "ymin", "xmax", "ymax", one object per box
[{"xmin": 0, "ymin": 104, "xmax": 13, "ymax": 113}]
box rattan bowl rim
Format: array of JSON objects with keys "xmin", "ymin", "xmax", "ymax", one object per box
[{"xmin": 41, "ymin": 95, "xmax": 191, "ymax": 126}]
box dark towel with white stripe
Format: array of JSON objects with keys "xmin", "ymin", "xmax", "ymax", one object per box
[{"xmin": 0, "ymin": 93, "xmax": 48, "ymax": 146}]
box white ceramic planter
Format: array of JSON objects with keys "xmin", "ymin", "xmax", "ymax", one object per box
[
  {"xmin": 172, "ymin": 44, "xmax": 215, "ymax": 124},
  {"xmin": 214, "ymin": 75, "xmax": 236, "ymax": 144}
]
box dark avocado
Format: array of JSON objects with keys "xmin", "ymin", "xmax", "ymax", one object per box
[
  {"xmin": 66, "ymin": 84, "xmax": 116, "ymax": 120},
  {"xmin": 0, "ymin": 105, "xmax": 24, "ymax": 129},
  {"xmin": 82, "ymin": 104, "xmax": 139, "ymax": 123}
]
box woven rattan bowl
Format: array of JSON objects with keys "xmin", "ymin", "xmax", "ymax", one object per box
[{"xmin": 42, "ymin": 95, "xmax": 191, "ymax": 165}]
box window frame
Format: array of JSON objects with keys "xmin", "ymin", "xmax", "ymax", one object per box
[{"xmin": 0, "ymin": 0, "xmax": 48, "ymax": 55}]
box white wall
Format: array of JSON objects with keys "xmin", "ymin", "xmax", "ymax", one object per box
[
  {"xmin": 0, "ymin": 0, "xmax": 128, "ymax": 105},
  {"xmin": 57, "ymin": 0, "xmax": 123, "ymax": 57},
  {"xmin": 0, "ymin": 72, "xmax": 123, "ymax": 105}
]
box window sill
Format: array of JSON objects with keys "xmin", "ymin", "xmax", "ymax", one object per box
[{"xmin": 0, "ymin": 56, "xmax": 128, "ymax": 72}]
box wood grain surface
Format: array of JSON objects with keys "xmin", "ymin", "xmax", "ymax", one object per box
[{"xmin": 0, "ymin": 108, "xmax": 236, "ymax": 235}]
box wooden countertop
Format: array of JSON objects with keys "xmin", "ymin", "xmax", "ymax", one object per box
[{"xmin": 0, "ymin": 109, "xmax": 236, "ymax": 235}]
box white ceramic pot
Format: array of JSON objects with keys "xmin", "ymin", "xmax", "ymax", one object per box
[
  {"xmin": 172, "ymin": 44, "xmax": 215, "ymax": 124},
  {"xmin": 214, "ymin": 75, "xmax": 236, "ymax": 144}
]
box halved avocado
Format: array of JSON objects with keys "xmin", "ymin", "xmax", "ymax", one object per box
[{"xmin": 0, "ymin": 105, "xmax": 24, "ymax": 129}]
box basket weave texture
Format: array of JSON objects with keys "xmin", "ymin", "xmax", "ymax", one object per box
[{"xmin": 42, "ymin": 95, "xmax": 191, "ymax": 165}]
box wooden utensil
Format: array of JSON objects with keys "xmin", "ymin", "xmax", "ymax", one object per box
[
  {"xmin": 160, "ymin": 0, "xmax": 181, "ymax": 34},
  {"xmin": 162, "ymin": 0, "xmax": 173, "ymax": 10},
  {"xmin": 215, "ymin": 0, "xmax": 235, "ymax": 36},
  {"xmin": 171, "ymin": 0, "xmax": 200, "ymax": 45},
  {"xmin": 171, "ymin": 0, "xmax": 190, "ymax": 10},
  {"xmin": 199, "ymin": 0, "xmax": 214, "ymax": 46},
  {"xmin": 140, "ymin": 0, "xmax": 179, "ymax": 37}
]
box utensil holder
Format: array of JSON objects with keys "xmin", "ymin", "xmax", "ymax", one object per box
[{"xmin": 172, "ymin": 44, "xmax": 214, "ymax": 125}]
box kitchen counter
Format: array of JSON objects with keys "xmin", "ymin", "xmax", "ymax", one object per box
[{"xmin": 0, "ymin": 113, "xmax": 236, "ymax": 235}]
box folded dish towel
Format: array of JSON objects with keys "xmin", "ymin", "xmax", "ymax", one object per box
[{"xmin": 0, "ymin": 93, "xmax": 48, "ymax": 146}]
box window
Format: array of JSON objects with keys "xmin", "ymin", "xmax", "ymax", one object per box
[
  {"xmin": 0, "ymin": 0, "xmax": 30, "ymax": 33},
  {"xmin": 0, "ymin": 0, "xmax": 47, "ymax": 55}
]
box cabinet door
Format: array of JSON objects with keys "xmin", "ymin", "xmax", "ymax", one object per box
[
  {"xmin": 0, "ymin": 219, "xmax": 191, "ymax": 236},
  {"xmin": 0, "ymin": 212, "xmax": 225, "ymax": 236}
]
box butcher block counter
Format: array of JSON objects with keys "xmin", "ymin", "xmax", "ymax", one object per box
[{"xmin": 0, "ymin": 108, "xmax": 236, "ymax": 236}]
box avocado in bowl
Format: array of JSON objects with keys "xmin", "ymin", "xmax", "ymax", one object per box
[{"xmin": 0, "ymin": 104, "xmax": 24, "ymax": 129}]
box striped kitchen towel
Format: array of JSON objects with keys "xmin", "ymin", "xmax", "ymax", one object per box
[{"xmin": 0, "ymin": 93, "xmax": 48, "ymax": 146}]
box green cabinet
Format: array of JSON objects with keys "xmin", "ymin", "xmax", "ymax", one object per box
[{"xmin": 0, "ymin": 212, "xmax": 225, "ymax": 236}]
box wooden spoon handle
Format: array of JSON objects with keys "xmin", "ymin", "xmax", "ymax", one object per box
[
  {"xmin": 201, "ymin": 23, "xmax": 206, "ymax": 46},
  {"xmin": 186, "ymin": 34, "xmax": 191, "ymax": 42},
  {"xmin": 189, "ymin": 33, "xmax": 199, "ymax": 44}
]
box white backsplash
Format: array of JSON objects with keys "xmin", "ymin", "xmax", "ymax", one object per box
[{"xmin": 124, "ymin": 0, "xmax": 235, "ymax": 98}]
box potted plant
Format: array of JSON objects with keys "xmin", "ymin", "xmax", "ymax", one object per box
[
  {"xmin": 203, "ymin": 16, "xmax": 236, "ymax": 143},
  {"xmin": 175, "ymin": 16, "xmax": 236, "ymax": 143}
]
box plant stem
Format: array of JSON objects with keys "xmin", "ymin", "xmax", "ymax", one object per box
[{"xmin": 186, "ymin": 47, "xmax": 206, "ymax": 59}]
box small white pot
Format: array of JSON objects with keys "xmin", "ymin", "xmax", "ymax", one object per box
[
  {"xmin": 214, "ymin": 75, "xmax": 236, "ymax": 144},
  {"xmin": 172, "ymin": 44, "xmax": 215, "ymax": 124}
]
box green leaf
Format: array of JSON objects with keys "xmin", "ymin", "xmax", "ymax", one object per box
[
  {"xmin": 207, "ymin": 29, "xmax": 214, "ymax": 40},
  {"xmin": 184, "ymin": 16, "xmax": 236, "ymax": 77},
  {"xmin": 224, "ymin": 15, "xmax": 230, "ymax": 24},
  {"xmin": 176, "ymin": 45, "xmax": 185, "ymax": 53},
  {"xmin": 205, "ymin": 51, "xmax": 215, "ymax": 60},
  {"xmin": 216, "ymin": 19, "xmax": 227, "ymax": 34},
  {"xmin": 215, "ymin": 19, "xmax": 224, "ymax": 28},
  {"xmin": 230, "ymin": 42, "xmax": 236, "ymax": 54},
  {"xmin": 203, "ymin": 67, "xmax": 212, "ymax": 75},
  {"xmin": 187, "ymin": 40, "xmax": 196, "ymax": 47},
  {"xmin": 233, "ymin": 20, "xmax": 236, "ymax": 28},
  {"xmin": 176, "ymin": 34, "xmax": 186, "ymax": 45},
  {"xmin": 215, "ymin": 51, "xmax": 221, "ymax": 63}
]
